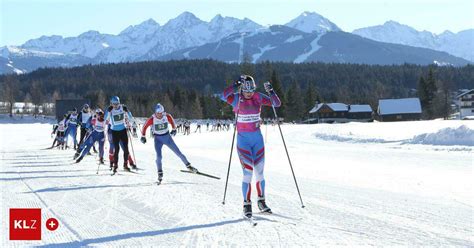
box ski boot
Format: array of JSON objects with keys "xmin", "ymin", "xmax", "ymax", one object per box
[
  {"xmin": 186, "ymin": 163, "xmax": 198, "ymax": 173},
  {"xmin": 99, "ymin": 157, "xmax": 104, "ymax": 164},
  {"xmin": 257, "ymin": 196, "xmax": 272, "ymax": 214},
  {"xmin": 157, "ymin": 170, "xmax": 163, "ymax": 184},
  {"xmin": 123, "ymin": 162, "xmax": 131, "ymax": 172},
  {"xmin": 73, "ymin": 151, "xmax": 80, "ymax": 160},
  {"xmin": 75, "ymin": 156, "xmax": 83, "ymax": 164},
  {"xmin": 112, "ymin": 163, "xmax": 118, "ymax": 174},
  {"xmin": 243, "ymin": 200, "xmax": 252, "ymax": 218}
]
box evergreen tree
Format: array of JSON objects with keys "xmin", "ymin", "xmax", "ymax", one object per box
[
  {"xmin": 270, "ymin": 70, "xmax": 285, "ymax": 118},
  {"xmin": 240, "ymin": 52, "xmax": 255, "ymax": 76},
  {"xmin": 30, "ymin": 81, "xmax": 43, "ymax": 115},
  {"xmin": 285, "ymin": 80, "xmax": 304, "ymax": 122},
  {"xmin": 304, "ymin": 83, "xmax": 319, "ymax": 120},
  {"xmin": 189, "ymin": 95, "xmax": 203, "ymax": 119}
]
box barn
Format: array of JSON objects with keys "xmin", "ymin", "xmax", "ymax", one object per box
[{"xmin": 377, "ymin": 98, "xmax": 422, "ymax": 122}]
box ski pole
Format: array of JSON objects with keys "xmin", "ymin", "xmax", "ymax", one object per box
[
  {"xmin": 222, "ymin": 87, "xmax": 241, "ymax": 205},
  {"xmin": 127, "ymin": 128, "xmax": 137, "ymax": 167},
  {"xmin": 267, "ymin": 86, "xmax": 305, "ymax": 208}
]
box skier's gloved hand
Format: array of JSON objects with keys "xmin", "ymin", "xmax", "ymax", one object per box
[
  {"xmin": 140, "ymin": 136, "xmax": 147, "ymax": 144},
  {"xmin": 170, "ymin": 129, "xmax": 177, "ymax": 136},
  {"xmin": 234, "ymin": 75, "xmax": 246, "ymax": 88},
  {"xmin": 264, "ymin": 81, "xmax": 274, "ymax": 94}
]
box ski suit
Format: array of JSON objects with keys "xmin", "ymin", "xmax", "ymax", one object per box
[
  {"xmin": 107, "ymin": 124, "xmax": 135, "ymax": 166},
  {"xmin": 65, "ymin": 112, "xmax": 79, "ymax": 148},
  {"xmin": 141, "ymin": 113, "xmax": 189, "ymax": 173},
  {"xmin": 104, "ymin": 105, "xmax": 134, "ymax": 167},
  {"xmin": 221, "ymin": 84, "xmax": 281, "ymax": 202},
  {"xmin": 78, "ymin": 116, "xmax": 105, "ymax": 159},
  {"xmin": 77, "ymin": 110, "xmax": 92, "ymax": 147}
]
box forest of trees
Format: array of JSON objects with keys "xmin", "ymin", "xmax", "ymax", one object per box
[{"xmin": 1, "ymin": 59, "xmax": 473, "ymax": 121}]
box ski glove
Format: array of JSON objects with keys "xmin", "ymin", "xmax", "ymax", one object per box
[
  {"xmin": 140, "ymin": 136, "xmax": 147, "ymax": 144},
  {"xmin": 264, "ymin": 81, "xmax": 274, "ymax": 94},
  {"xmin": 170, "ymin": 129, "xmax": 177, "ymax": 136}
]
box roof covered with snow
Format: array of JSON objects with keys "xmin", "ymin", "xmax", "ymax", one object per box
[
  {"xmin": 378, "ymin": 98, "xmax": 422, "ymax": 115},
  {"xmin": 349, "ymin": 105, "xmax": 373, "ymax": 113},
  {"xmin": 456, "ymin": 89, "xmax": 474, "ymax": 98},
  {"xmin": 309, "ymin": 103, "xmax": 348, "ymax": 113}
]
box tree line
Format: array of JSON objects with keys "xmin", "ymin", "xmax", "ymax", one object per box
[{"xmin": 1, "ymin": 59, "xmax": 473, "ymax": 121}]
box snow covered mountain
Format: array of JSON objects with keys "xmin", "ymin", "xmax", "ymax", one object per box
[
  {"xmin": 352, "ymin": 21, "xmax": 474, "ymax": 62},
  {"xmin": 158, "ymin": 25, "xmax": 469, "ymax": 65},
  {"xmin": 285, "ymin": 11, "xmax": 341, "ymax": 33},
  {"xmin": 1, "ymin": 12, "xmax": 471, "ymax": 74}
]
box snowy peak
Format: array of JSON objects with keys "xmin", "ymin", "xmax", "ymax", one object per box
[
  {"xmin": 352, "ymin": 21, "xmax": 474, "ymax": 62},
  {"xmin": 164, "ymin": 11, "xmax": 204, "ymax": 29},
  {"xmin": 285, "ymin": 11, "xmax": 341, "ymax": 33},
  {"xmin": 120, "ymin": 18, "xmax": 160, "ymax": 36}
]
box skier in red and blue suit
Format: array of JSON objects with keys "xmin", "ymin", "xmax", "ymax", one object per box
[
  {"xmin": 75, "ymin": 108, "xmax": 106, "ymax": 164},
  {"xmin": 222, "ymin": 75, "xmax": 281, "ymax": 218}
]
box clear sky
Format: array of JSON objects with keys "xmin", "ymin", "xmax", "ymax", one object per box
[{"xmin": 1, "ymin": 0, "xmax": 473, "ymax": 46}]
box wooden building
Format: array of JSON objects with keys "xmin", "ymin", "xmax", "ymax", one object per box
[{"xmin": 377, "ymin": 98, "xmax": 421, "ymax": 122}]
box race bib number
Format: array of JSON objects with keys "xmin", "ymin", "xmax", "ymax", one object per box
[
  {"xmin": 69, "ymin": 118, "xmax": 77, "ymax": 124},
  {"xmin": 237, "ymin": 113, "xmax": 260, "ymax": 123},
  {"xmin": 154, "ymin": 123, "xmax": 168, "ymax": 131},
  {"xmin": 112, "ymin": 113, "xmax": 124, "ymax": 123}
]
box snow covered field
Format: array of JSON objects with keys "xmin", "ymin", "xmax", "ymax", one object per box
[{"xmin": 1, "ymin": 119, "xmax": 473, "ymax": 246}]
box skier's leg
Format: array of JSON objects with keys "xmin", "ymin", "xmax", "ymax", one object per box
[
  {"xmin": 120, "ymin": 129, "xmax": 130, "ymax": 168},
  {"xmin": 251, "ymin": 131, "xmax": 271, "ymax": 213},
  {"xmin": 108, "ymin": 130, "xmax": 115, "ymax": 168},
  {"xmin": 98, "ymin": 133, "xmax": 105, "ymax": 160},
  {"xmin": 154, "ymin": 135, "xmax": 164, "ymax": 180},
  {"xmin": 164, "ymin": 134, "xmax": 190, "ymax": 165},
  {"xmin": 252, "ymin": 132, "xmax": 265, "ymax": 198},
  {"xmin": 78, "ymin": 133, "xmax": 95, "ymax": 159},
  {"xmin": 112, "ymin": 130, "xmax": 121, "ymax": 168},
  {"xmin": 237, "ymin": 133, "xmax": 254, "ymax": 203}
]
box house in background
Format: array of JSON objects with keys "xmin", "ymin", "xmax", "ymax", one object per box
[
  {"xmin": 309, "ymin": 103, "xmax": 373, "ymax": 123},
  {"xmin": 456, "ymin": 89, "xmax": 474, "ymax": 120},
  {"xmin": 377, "ymin": 98, "xmax": 422, "ymax": 122}
]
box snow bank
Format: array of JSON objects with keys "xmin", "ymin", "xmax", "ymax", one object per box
[
  {"xmin": 0, "ymin": 114, "xmax": 55, "ymax": 124},
  {"xmin": 407, "ymin": 125, "xmax": 474, "ymax": 146}
]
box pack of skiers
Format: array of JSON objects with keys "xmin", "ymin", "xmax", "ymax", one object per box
[{"xmin": 48, "ymin": 74, "xmax": 280, "ymax": 219}]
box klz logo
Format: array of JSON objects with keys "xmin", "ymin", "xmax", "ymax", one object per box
[{"xmin": 10, "ymin": 208, "xmax": 42, "ymax": 240}]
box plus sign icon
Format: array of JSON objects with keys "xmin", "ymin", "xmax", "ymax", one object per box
[
  {"xmin": 46, "ymin": 218, "xmax": 59, "ymax": 231},
  {"xmin": 9, "ymin": 208, "xmax": 42, "ymax": 240}
]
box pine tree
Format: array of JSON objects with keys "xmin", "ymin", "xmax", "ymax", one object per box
[
  {"xmin": 189, "ymin": 95, "xmax": 203, "ymax": 119},
  {"xmin": 304, "ymin": 83, "xmax": 318, "ymax": 120},
  {"xmin": 240, "ymin": 52, "xmax": 255, "ymax": 76},
  {"xmin": 285, "ymin": 80, "xmax": 304, "ymax": 122},
  {"xmin": 161, "ymin": 93, "xmax": 176, "ymax": 115},
  {"xmin": 270, "ymin": 70, "xmax": 285, "ymax": 118}
]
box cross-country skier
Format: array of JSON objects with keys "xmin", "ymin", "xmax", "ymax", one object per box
[
  {"xmin": 65, "ymin": 108, "xmax": 79, "ymax": 149},
  {"xmin": 75, "ymin": 109, "xmax": 106, "ymax": 164},
  {"xmin": 140, "ymin": 103, "xmax": 198, "ymax": 184},
  {"xmin": 221, "ymin": 75, "xmax": 281, "ymax": 218},
  {"xmin": 51, "ymin": 114, "xmax": 68, "ymax": 149},
  {"xmin": 104, "ymin": 96, "xmax": 136, "ymax": 173},
  {"xmin": 107, "ymin": 123, "xmax": 137, "ymax": 170},
  {"xmin": 77, "ymin": 104, "xmax": 96, "ymax": 152}
]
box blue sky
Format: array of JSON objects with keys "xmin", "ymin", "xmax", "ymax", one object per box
[{"xmin": 1, "ymin": 0, "xmax": 473, "ymax": 46}]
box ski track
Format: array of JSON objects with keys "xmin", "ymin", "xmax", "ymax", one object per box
[{"xmin": 1, "ymin": 122, "xmax": 473, "ymax": 246}]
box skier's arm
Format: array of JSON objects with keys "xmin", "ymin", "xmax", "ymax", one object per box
[
  {"xmin": 85, "ymin": 117, "xmax": 93, "ymax": 131},
  {"xmin": 166, "ymin": 114, "xmax": 177, "ymax": 130},
  {"xmin": 260, "ymin": 92, "xmax": 281, "ymax": 107},
  {"xmin": 141, "ymin": 117, "xmax": 153, "ymax": 136},
  {"xmin": 77, "ymin": 112, "xmax": 82, "ymax": 127}
]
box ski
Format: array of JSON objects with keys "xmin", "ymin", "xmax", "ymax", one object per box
[
  {"xmin": 180, "ymin": 170, "xmax": 220, "ymax": 180},
  {"xmin": 243, "ymin": 215, "xmax": 257, "ymax": 226},
  {"xmin": 156, "ymin": 180, "xmax": 162, "ymax": 185}
]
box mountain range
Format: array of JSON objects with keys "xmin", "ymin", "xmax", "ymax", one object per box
[{"xmin": 1, "ymin": 11, "xmax": 472, "ymax": 74}]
